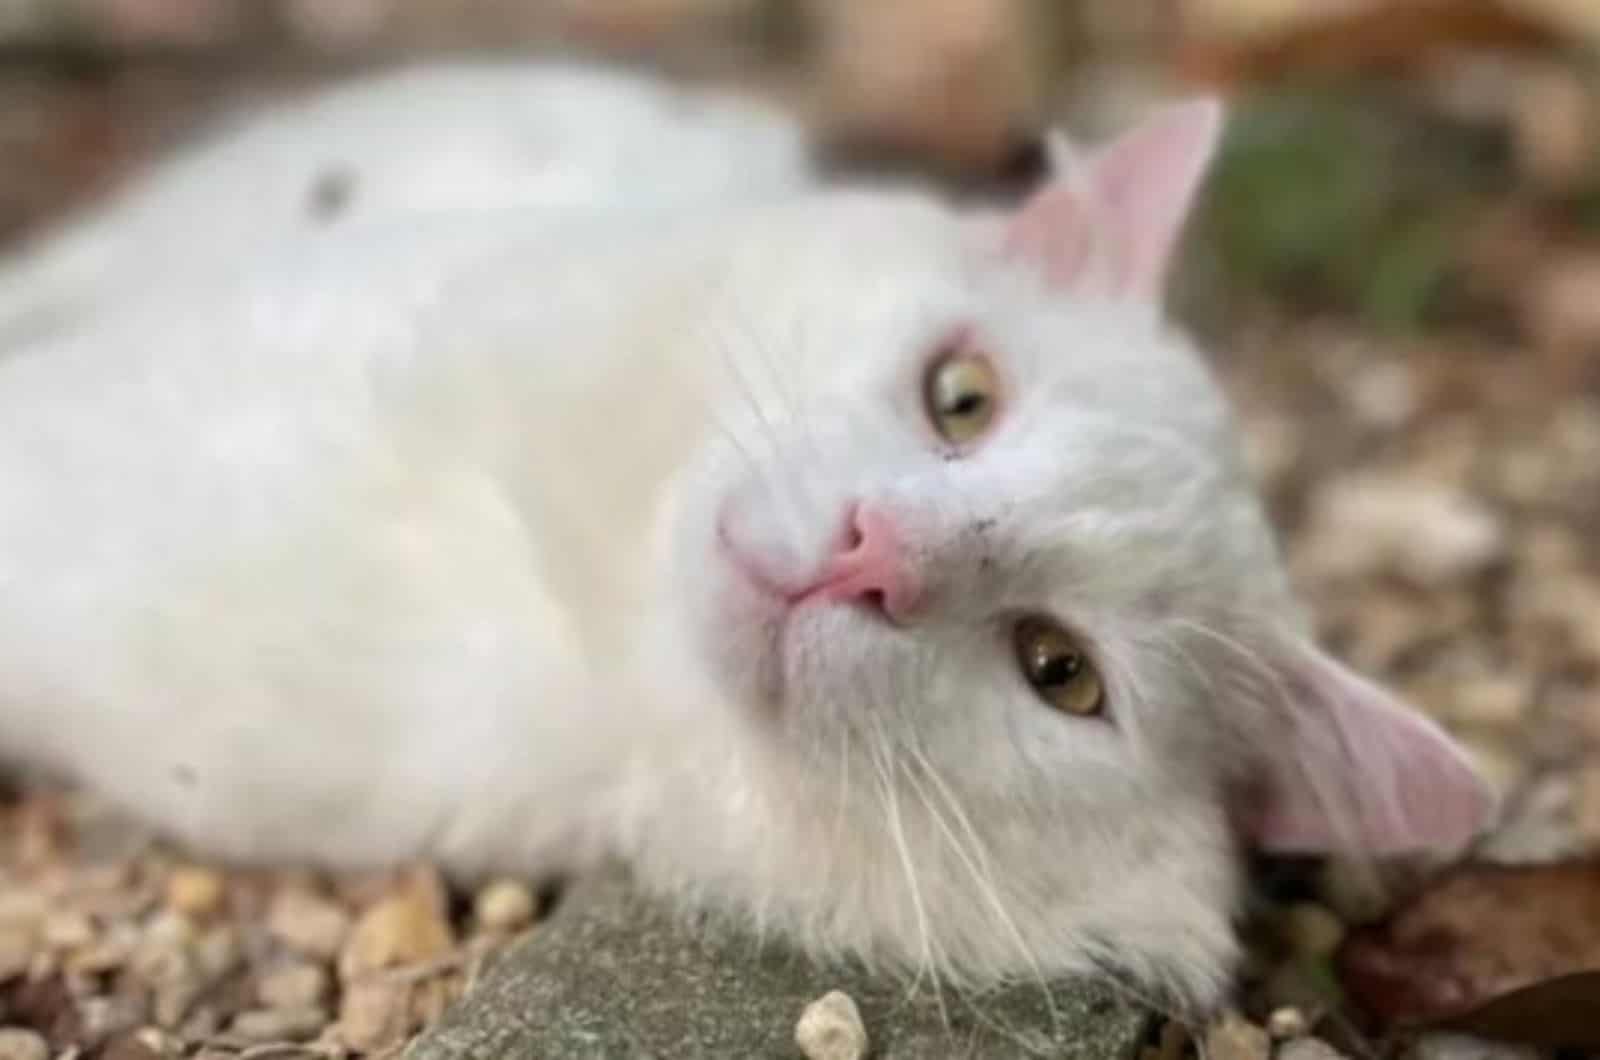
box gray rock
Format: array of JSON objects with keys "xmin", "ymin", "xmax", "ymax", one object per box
[{"xmin": 406, "ymin": 869, "xmax": 1152, "ymax": 1060}]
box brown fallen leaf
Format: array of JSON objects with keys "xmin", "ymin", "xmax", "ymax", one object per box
[
  {"xmin": 1436, "ymin": 971, "xmax": 1600, "ymax": 1047},
  {"xmin": 1173, "ymin": 0, "xmax": 1560, "ymax": 89},
  {"xmin": 1337, "ymin": 861, "xmax": 1600, "ymax": 1047}
]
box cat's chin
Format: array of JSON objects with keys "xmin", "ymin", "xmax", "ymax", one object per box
[
  {"xmin": 698, "ymin": 542, "xmax": 870, "ymax": 720},
  {"xmin": 688, "ymin": 544, "xmax": 791, "ymax": 713}
]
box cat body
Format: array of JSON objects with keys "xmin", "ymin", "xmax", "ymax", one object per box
[
  {"xmin": 0, "ymin": 62, "xmax": 809, "ymax": 345},
  {"xmin": 0, "ymin": 71, "xmax": 1490, "ymax": 1012}
]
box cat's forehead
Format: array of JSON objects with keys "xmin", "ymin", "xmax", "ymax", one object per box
[{"xmin": 957, "ymin": 293, "xmax": 1281, "ymax": 615}]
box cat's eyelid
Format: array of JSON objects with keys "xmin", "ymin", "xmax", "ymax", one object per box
[
  {"xmin": 917, "ymin": 324, "xmax": 1008, "ymax": 452},
  {"xmin": 1002, "ymin": 610, "xmax": 1116, "ymax": 724}
]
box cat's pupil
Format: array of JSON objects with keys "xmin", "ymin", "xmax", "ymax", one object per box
[
  {"xmin": 1034, "ymin": 652, "xmax": 1081, "ymax": 688},
  {"xmin": 944, "ymin": 392, "xmax": 986, "ymax": 418}
]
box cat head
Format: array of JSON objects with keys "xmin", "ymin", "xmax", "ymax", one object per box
[{"xmin": 658, "ymin": 99, "xmax": 1493, "ymax": 1010}]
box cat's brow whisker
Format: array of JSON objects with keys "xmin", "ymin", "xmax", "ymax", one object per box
[
  {"xmin": 1165, "ymin": 617, "xmax": 1290, "ymax": 710},
  {"xmin": 712, "ymin": 318, "xmax": 820, "ymax": 557},
  {"xmin": 711, "ymin": 320, "xmax": 780, "ymax": 463},
  {"xmin": 1152, "ymin": 628, "xmax": 1218, "ymax": 703}
]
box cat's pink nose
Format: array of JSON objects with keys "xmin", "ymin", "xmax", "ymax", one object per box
[{"xmin": 801, "ymin": 503, "xmax": 921, "ymax": 623}]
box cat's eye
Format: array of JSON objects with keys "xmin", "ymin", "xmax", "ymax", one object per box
[
  {"xmin": 1013, "ymin": 617, "xmax": 1104, "ymax": 717},
  {"xmin": 924, "ymin": 352, "xmax": 999, "ymax": 445}
]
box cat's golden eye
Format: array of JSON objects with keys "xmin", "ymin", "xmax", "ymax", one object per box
[
  {"xmin": 924, "ymin": 352, "xmax": 999, "ymax": 444},
  {"xmin": 1013, "ymin": 617, "xmax": 1104, "ymax": 716}
]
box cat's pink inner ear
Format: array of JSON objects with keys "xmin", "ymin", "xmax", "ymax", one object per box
[
  {"xmin": 1245, "ymin": 644, "xmax": 1495, "ymax": 856},
  {"xmin": 1001, "ymin": 181, "xmax": 1097, "ymax": 288},
  {"xmin": 1087, "ymin": 97, "xmax": 1224, "ymax": 295},
  {"xmin": 1004, "ymin": 98, "xmax": 1224, "ymax": 297}
]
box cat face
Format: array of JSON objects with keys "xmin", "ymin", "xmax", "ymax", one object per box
[
  {"xmin": 697, "ymin": 276, "xmax": 1267, "ymax": 777},
  {"xmin": 659, "ymin": 102, "xmax": 1492, "ymax": 1009}
]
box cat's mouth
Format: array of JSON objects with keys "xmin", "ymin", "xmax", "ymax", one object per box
[
  {"xmin": 715, "ymin": 500, "xmax": 918, "ymax": 623},
  {"xmin": 715, "ymin": 516, "xmax": 808, "ymax": 610},
  {"xmin": 707, "ymin": 494, "xmax": 921, "ymax": 713}
]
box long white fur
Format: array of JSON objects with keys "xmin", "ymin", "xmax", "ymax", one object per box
[
  {"xmin": 0, "ymin": 65, "xmax": 1489, "ymax": 1015},
  {"xmin": 0, "ymin": 62, "xmax": 809, "ymax": 346}
]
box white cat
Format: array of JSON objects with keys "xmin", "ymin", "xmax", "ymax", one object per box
[
  {"xmin": 0, "ymin": 79, "xmax": 1490, "ymax": 1013},
  {"xmin": 0, "ymin": 61, "xmax": 809, "ymax": 346}
]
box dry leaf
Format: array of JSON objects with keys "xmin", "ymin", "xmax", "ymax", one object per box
[{"xmin": 1338, "ymin": 862, "xmax": 1600, "ymax": 1046}]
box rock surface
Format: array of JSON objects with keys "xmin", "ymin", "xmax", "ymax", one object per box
[{"xmin": 404, "ymin": 870, "xmax": 1151, "ymax": 1060}]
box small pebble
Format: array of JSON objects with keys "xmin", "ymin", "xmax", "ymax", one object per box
[
  {"xmin": 240, "ymin": 1046, "xmax": 329, "ymax": 1060},
  {"xmin": 267, "ymin": 891, "xmax": 350, "ymax": 962},
  {"xmin": 1317, "ymin": 859, "xmax": 1394, "ymax": 926},
  {"xmin": 1279, "ymin": 903, "xmax": 1345, "ymax": 960},
  {"xmin": 1266, "ymin": 1007, "xmax": 1309, "ymax": 1040},
  {"xmin": 134, "ymin": 1028, "xmax": 184, "ymax": 1059},
  {"xmin": 133, "ymin": 916, "xmax": 196, "ymax": 1003},
  {"xmin": 794, "ymin": 990, "xmax": 868, "ymax": 1060},
  {"xmin": 257, "ymin": 963, "xmax": 330, "ymax": 1010},
  {"xmin": 79, "ymin": 996, "xmax": 148, "ymax": 1046},
  {"xmin": 0, "ymin": 1028, "xmax": 48, "ymax": 1060},
  {"xmin": 473, "ymin": 880, "xmax": 535, "ymax": 934},
  {"xmin": 92, "ymin": 1036, "xmax": 159, "ymax": 1060},
  {"xmin": 228, "ymin": 1007, "xmax": 330, "ymax": 1044},
  {"xmin": 70, "ymin": 923, "xmax": 138, "ymax": 977},
  {"xmin": 177, "ymin": 1007, "xmax": 222, "ymax": 1043},
  {"xmin": 152, "ymin": 979, "xmax": 204, "ymax": 1031},
  {"xmin": 0, "ymin": 893, "xmax": 46, "ymax": 931},
  {"xmin": 1404, "ymin": 1032, "xmax": 1541, "ymax": 1060},
  {"xmin": 0, "ymin": 931, "xmax": 34, "ymax": 981},
  {"xmin": 139, "ymin": 912, "xmax": 196, "ymax": 952},
  {"xmin": 40, "ymin": 912, "xmax": 94, "ymax": 951},
  {"xmin": 335, "ymin": 981, "xmax": 410, "ymax": 1053},
  {"xmin": 1204, "ymin": 1011, "xmax": 1270, "ymax": 1060},
  {"xmin": 1299, "ymin": 474, "xmax": 1504, "ymax": 587},
  {"xmin": 407, "ymin": 975, "xmax": 459, "ymax": 1029},
  {"xmin": 165, "ymin": 868, "xmax": 226, "ymax": 919},
  {"xmin": 195, "ymin": 925, "xmax": 243, "ymax": 982},
  {"xmin": 1447, "ymin": 675, "xmax": 1533, "ymax": 728},
  {"xmin": 338, "ymin": 886, "xmax": 452, "ymax": 981},
  {"xmin": 1279, "ymin": 1040, "xmax": 1349, "ymax": 1060}
]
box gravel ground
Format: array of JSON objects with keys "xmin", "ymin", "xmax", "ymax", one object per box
[
  {"xmin": 1, "ymin": 62, "xmax": 1597, "ymax": 1059},
  {"xmin": 0, "ymin": 788, "xmax": 535, "ymax": 1059}
]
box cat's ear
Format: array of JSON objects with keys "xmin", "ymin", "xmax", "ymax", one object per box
[
  {"xmin": 1003, "ymin": 97, "xmax": 1223, "ymax": 297},
  {"xmin": 1242, "ymin": 641, "xmax": 1495, "ymax": 855}
]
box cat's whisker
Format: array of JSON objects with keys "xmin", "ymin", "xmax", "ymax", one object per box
[
  {"xmin": 782, "ymin": 308, "xmax": 832, "ymax": 471},
  {"xmin": 726, "ymin": 295, "xmax": 829, "ymax": 526},
  {"xmin": 1082, "ymin": 938, "xmax": 1194, "ymax": 1029},
  {"xmin": 868, "ymin": 722, "xmax": 948, "ymax": 1027},
  {"xmin": 1151, "ymin": 628, "xmax": 1216, "ymax": 700},
  {"xmin": 830, "ymin": 713, "xmax": 854, "ymax": 883},
  {"xmin": 712, "ymin": 319, "xmax": 823, "ymax": 562},
  {"xmin": 901, "ymin": 741, "xmax": 1066, "ymax": 1037},
  {"xmin": 710, "ymin": 324, "xmax": 779, "ymax": 466},
  {"xmin": 903, "ymin": 740, "xmax": 1059, "ymax": 1015},
  {"xmin": 714, "ymin": 327, "xmax": 782, "ymax": 462},
  {"xmin": 739, "ymin": 295, "xmax": 817, "ymax": 468}
]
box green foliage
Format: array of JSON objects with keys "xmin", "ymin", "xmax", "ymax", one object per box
[{"xmin": 1196, "ymin": 86, "xmax": 1499, "ymax": 332}]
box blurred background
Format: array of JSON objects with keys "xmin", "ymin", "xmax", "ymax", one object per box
[
  {"xmin": 16, "ymin": 0, "xmax": 1587, "ymax": 863},
  {"xmin": 3, "ymin": 0, "xmax": 1600, "ymax": 1053}
]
